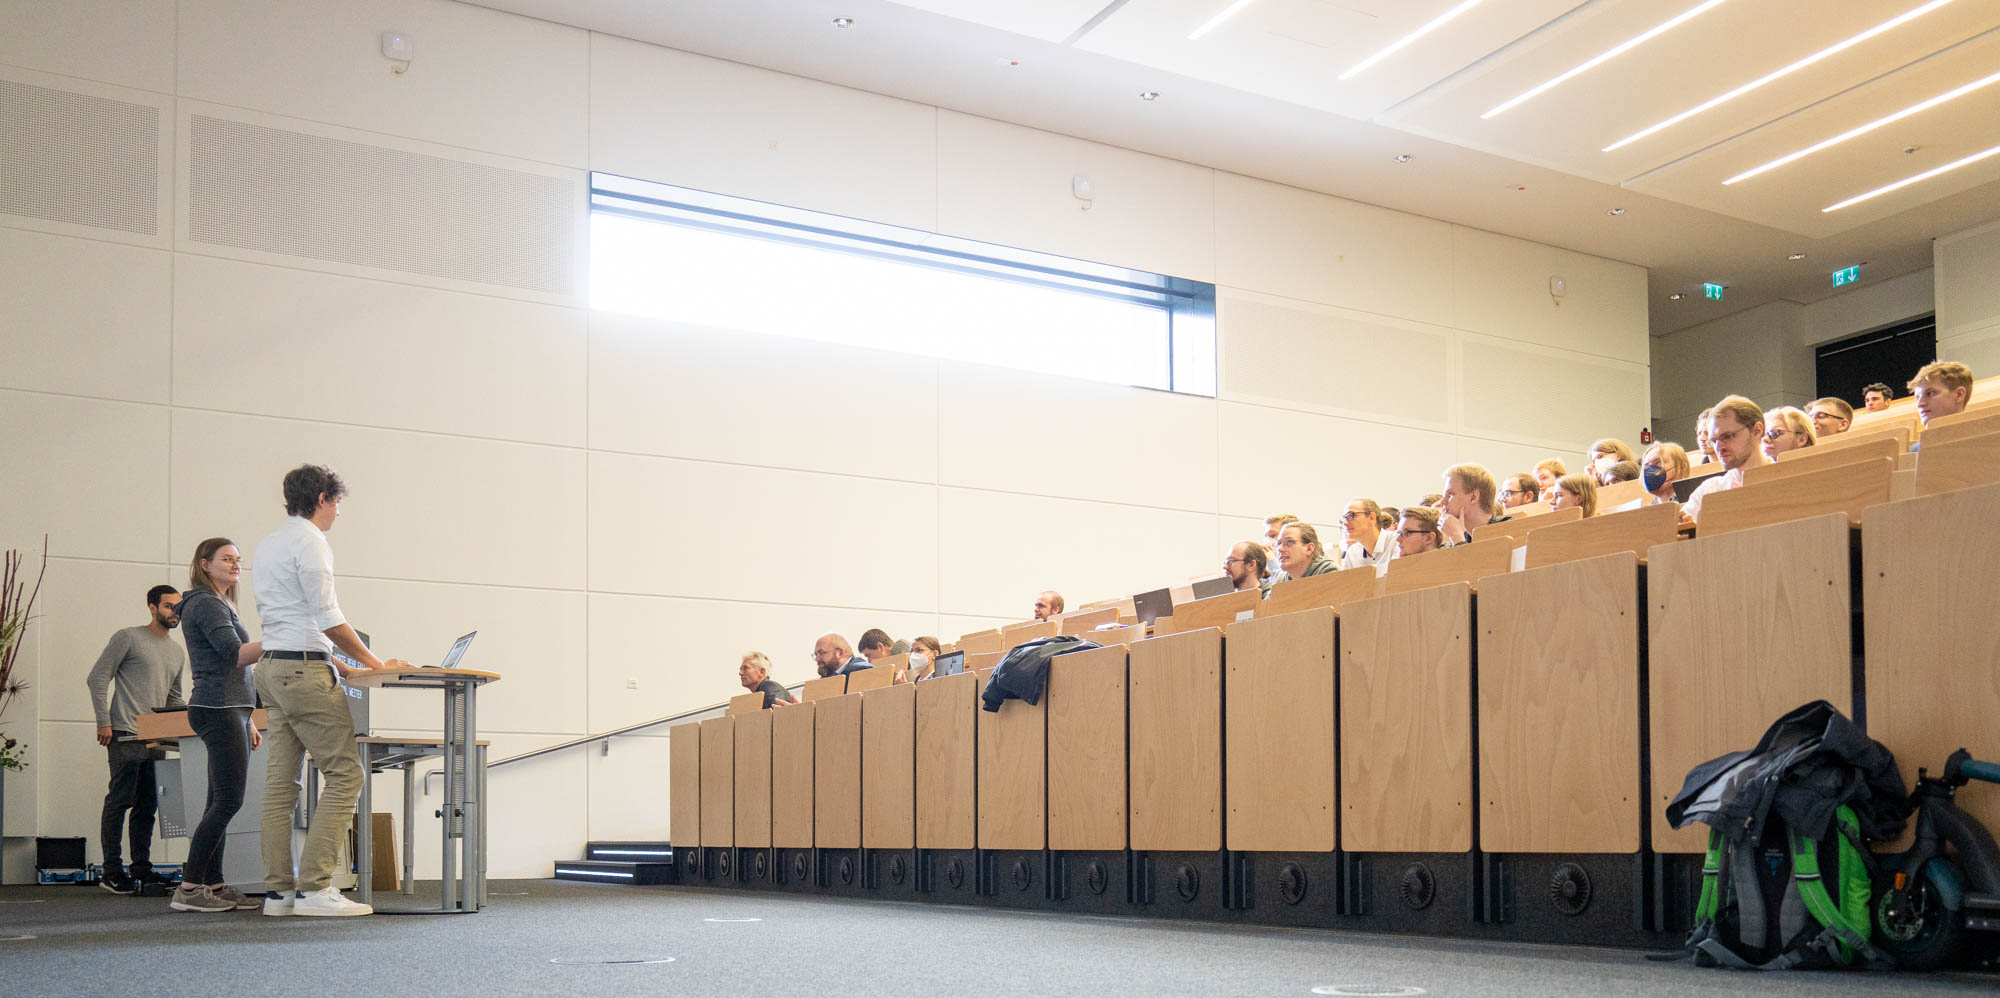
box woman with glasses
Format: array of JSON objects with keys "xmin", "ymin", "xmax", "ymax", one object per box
[
  {"xmin": 171, "ymin": 538, "xmax": 264, "ymax": 913},
  {"xmin": 1550, "ymin": 473, "xmax": 1598, "ymax": 518},
  {"xmin": 1760, "ymin": 406, "xmax": 1816, "ymax": 462}
]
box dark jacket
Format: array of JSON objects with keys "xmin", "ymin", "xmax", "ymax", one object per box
[
  {"xmin": 981, "ymin": 636, "xmax": 1099, "ymax": 712},
  {"xmin": 1666, "ymin": 700, "xmax": 1909, "ymax": 844},
  {"xmin": 753, "ymin": 678, "xmax": 792, "ymax": 708},
  {"xmin": 836, "ymin": 656, "xmax": 871, "ymax": 676}
]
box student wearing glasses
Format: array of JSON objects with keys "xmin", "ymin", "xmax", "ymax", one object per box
[
  {"xmin": 1683, "ymin": 396, "xmax": 1769, "ymax": 523},
  {"xmin": 1760, "ymin": 406, "xmax": 1816, "ymax": 462},
  {"xmin": 1338, "ymin": 499, "xmax": 1395, "ymax": 571},
  {"xmin": 1223, "ymin": 541, "xmax": 1271, "ymax": 595},
  {"xmin": 1807, "ymin": 398, "xmax": 1853, "ymax": 438},
  {"xmin": 1394, "ymin": 507, "xmax": 1445, "ymax": 558},
  {"xmin": 1498, "ymin": 474, "xmax": 1540, "ymax": 510}
]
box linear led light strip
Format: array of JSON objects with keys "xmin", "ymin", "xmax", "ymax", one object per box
[
  {"xmin": 1188, "ymin": 0, "xmax": 1261, "ymax": 41},
  {"xmin": 593, "ymin": 848, "xmax": 672, "ymax": 856},
  {"xmin": 1340, "ymin": 0, "xmax": 1486, "ymax": 81},
  {"xmin": 1482, "ymin": 0, "xmax": 1732, "ymax": 119},
  {"xmin": 1726, "ymin": 68, "xmax": 2000, "ymax": 184},
  {"xmin": 1603, "ymin": 0, "xmax": 1959, "ymax": 152},
  {"xmin": 557, "ymin": 867, "xmax": 636, "ymax": 879},
  {"xmin": 1824, "ymin": 141, "xmax": 2000, "ymax": 211}
]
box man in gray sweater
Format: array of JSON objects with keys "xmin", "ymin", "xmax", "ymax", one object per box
[{"xmin": 86, "ymin": 584, "xmax": 187, "ymax": 895}]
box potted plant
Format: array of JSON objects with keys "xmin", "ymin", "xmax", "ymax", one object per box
[{"xmin": 0, "ymin": 538, "xmax": 46, "ymax": 833}]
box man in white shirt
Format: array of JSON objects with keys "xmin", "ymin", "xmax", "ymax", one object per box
[
  {"xmin": 1683, "ymin": 396, "xmax": 1770, "ymax": 523},
  {"xmin": 1338, "ymin": 499, "xmax": 1395, "ymax": 571},
  {"xmin": 252, "ymin": 464, "xmax": 409, "ymax": 918}
]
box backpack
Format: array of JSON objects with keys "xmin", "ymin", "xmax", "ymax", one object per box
[{"xmin": 1681, "ymin": 803, "xmax": 1891, "ymax": 970}]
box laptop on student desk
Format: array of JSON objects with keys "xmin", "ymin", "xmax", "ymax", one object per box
[
  {"xmin": 1133, "ymin": 588, "xmax": 1173, "ymax": 627},
  {"xmin": 928, "ymin": 651, "xmax": 965, "ymax": 679},
  {"xmin": 429, "ymin": 631, "xmax": 477, "ymax": 669},
  {"xmin": 1189, "ymin": 576, "xmax": 1233, "ymax": 600}
]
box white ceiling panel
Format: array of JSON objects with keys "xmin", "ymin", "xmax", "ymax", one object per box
[
  {"xmin": 1078, "ymin": 0, "xmax": 1589, "ymax": 119},
  {"xmin": 883, "ymin": 0, "xmax": 1109, "ymax": 43}
]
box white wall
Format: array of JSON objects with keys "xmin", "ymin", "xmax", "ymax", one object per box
[
  {"xmin": 0, "ymin": 0, "xmax": 1648, "ymax": 880},
  {"xmin": 1938, "ymin": 220, "xmax": 2000, "ymax": 374}
]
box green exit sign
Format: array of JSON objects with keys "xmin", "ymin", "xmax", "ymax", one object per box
[
  {"xmin": 1703, "ymin": 283, "xmax": 1724, "ymax": 300},
  {"xmin": 1833, "ymin": 265, "xmax": 1861, "ymax": 287}
]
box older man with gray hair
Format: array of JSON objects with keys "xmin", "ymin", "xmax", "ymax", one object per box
[
  {"xmin": 812, "ymin": 633, "xmax": 871, "ymax": 678},
  {"xmin": 738, "ymin": 652, "xmax": 793, "ymax": 708}
]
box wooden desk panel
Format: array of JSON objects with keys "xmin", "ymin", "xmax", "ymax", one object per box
[
  {"xmin": 999, "ymin": 620, "xmax": 1058, "ymax": 653},
  {"xmin": 1084, "ymin": 625, "xmax": 1142, "ymax": 647},
  {"xmin": 846, "ymin": 666, "xmax": 893, "ymax": 694},
  {"xmin": 800, "ymin": 675, "xmax": 847, "ymax": 702},
  {"xmin": 861, "ymin": 683, "xmax": 916, "ymax": 849},
  {"xmin": 698, "ymin": 717, "xmax": 734, "ymax": 847},
  {"xmin": 733, "ymin": 709, "xmax": 773, "ymax": 848},
  {"xmin": 915, "ymin": 673, "xmax": 978, "ymax": 849},
  {"xmin": 1469, "ymin": 506, "xmax": 1582, "ymax": 545},
  {"xmin": 669, "ymin": 722, "xmax": 700, "ymax": 849},
  {"xmin": 1225, "ymin": 608, "xmax": 1335, "ymax": 852},
  {"xmin": 1596, "ymin": 478, "xmax": 1651, "ymax": 510},
  {"xmin": 1128, "ymin": 628, "xmax": 1222, "ymax": 852},
  {"xmin": 1699, "ymin": 457, "xmax": 1891, "ymax": 535},
  {"xmin": 1755, "ymin": 435, "xmax": 1899, "ymax": 484},
  {"xmin": 1384, "ymin": 537, "xmax": 1517, "ymax": 596},
  {"xmin": 978, "ymin": 675, "xmax": 1047, "ymax": 850},
  {"xmin": 728, "ymin": 692, "xmax": 765, "ymax": 717},
  {"xmin": 1058, "ymin": 607, "xmax": 1118, "ymax": 634},
  {"xmin": 1257, "ymin": 569, "xmax": 1381, "ymax": 619},
  {"xmin": 1864, "ymin": 484, "xmax": 2000, "ymax": 849},
  {"xmin": 1915, "ymin": 430, "xmax": 2000, "ymax": 496},
  {"xmin": 1647, "ymin": 513, "xmax": 1852, "ymax": 852},
  {"xmin": 1523, "ymin": 501, "xmax": 1680, "ymax": 569},
  {"xmin": 958, "ymin": 629, "xmax": 1003, "ymax": 655},
  {"xmin": 813, "ymin": 693, "xmax": 863, "ymax": 849},
  {"xmin": 135, "ymin": 708, "xmax": 267, "ymax": 742},
  {"xmin": 1048, "ymin": 645, "xmax": 1128, "ymax": 850},
  {"xmin": 1919, "ymin": 407, "xmax": 2000, "ymax": 449},
  {"xmin": 1477, "ymin": 553, "xmax": 1641, "ymax": 854},
  {"xmin": 1339, "ymin": 585, "xmax": 1472, "ymax": 853},
  {"xmin": 1157, "ymin": 589, "xmax": 1260, "ymax": 635},
  {"xmin": 771, "ymin": 700, "xmax": 815, "ymax": 847}
]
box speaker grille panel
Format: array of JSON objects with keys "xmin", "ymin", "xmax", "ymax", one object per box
[
  {"xmin": 0, "ymin": 79, "xmax": 159, "ymax": 235},
  {"xmin": 188, "ymin": 115, "xmax": 575, "ymax": 295},
  {"xmin": 1221, "ymin": 294, "xmax": 1446, "ymax": 422}
]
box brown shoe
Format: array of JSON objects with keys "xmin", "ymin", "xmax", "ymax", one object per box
[
  {"xmin": 210, "ymin": 884, "xmax": 259, "ymax": 910},
  {"xmin": 169, "ymin": 884, "xmax": 232, "ymax": 913}
]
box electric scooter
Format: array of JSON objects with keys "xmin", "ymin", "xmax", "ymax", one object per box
[{"xmin": 1871, "ymin": 749, "xmax": 2000, "ymax": 969}]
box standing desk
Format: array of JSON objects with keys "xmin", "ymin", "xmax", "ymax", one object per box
[{"xmin": 345, "ymin": 668, "xmax": 500, "ymax": 913}]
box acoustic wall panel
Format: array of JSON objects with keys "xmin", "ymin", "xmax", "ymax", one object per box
[
  {"xmin": 1450, "ymin": 226, "xmax": 1648, "ymax": 366},
  {"xmin": 0, "ymin": 391, "xmax": 168, "ymax": 563},
  {"xmin": 184, "ymin": 111, "xmax": 579, "ymax": 297},
  {"xmin": 0, "ymin": 75, "xmax": 162, "ymax": 237}
]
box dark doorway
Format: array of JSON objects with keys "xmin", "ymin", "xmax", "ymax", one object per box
[{"xmin": 1815, "ymin": 314, "xmax": 1936, "ymax": 406}]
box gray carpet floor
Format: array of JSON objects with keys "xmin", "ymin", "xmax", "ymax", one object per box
[{"xmin": 2, "ymin": 879, "xmax": 1996, "ymax": 997}]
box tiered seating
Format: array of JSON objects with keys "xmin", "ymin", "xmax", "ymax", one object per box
[{"xmin": 646, "ymin": 449, "xmax": 1999, "ymax": 951}]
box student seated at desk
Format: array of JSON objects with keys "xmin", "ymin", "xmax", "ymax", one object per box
[
  {"xmin": 1588, "ymin": 438, "xmax": 1636, "ymax": 478},
  {"xmin": 1272, "ymin": 522, "xmax": 1337, "ymax": 582},
  {"xmin": 1223, "ymin": 541, "xmax": 1271, "ymax": 595},
  {"xmin": 1440, "ymin": 464, "xmax": 1507, "ymax": 544},
  {"xmin": 1761, "ymin": 406, "xmax": 1815, "ymax": 462},
  {"xmin": 1911, "ymin": 361, "xmax": 1974, "ymax": 435},
  {"xmin": 857, "ymin": 628, "xmax": 895, "ymax": 665},
  {"xmin": 1862, "ymin": 382, "xmax": 1894, "ymax": 413},
  {"xmin": 739, "ymin": 652, "xmax": 794, "ymax": 708},
  {"xmin": 813, "ymin": 633, "xmax": 871, "ymax": 677},
  {"xmin": 1033, "ymin": 590, "xmax": 1065, "ymax": 621},
  {"xmin": 1499, "ymin": 474, "xmax": 1539, "ymax": 510},
  {"xmin": 1551, "ymin": 474, "xmax": 1597, "ymax": 518},
  {"xmin": 1395, "ymin": 507, "xmax": 1445, "ymax": 557},
  {"xmin": 1339, "ymin": 499, "xmax": 1395, "ymax": 570},
  {"xmin": 901, "ymin": 636, "xmax": 943, "ymax": 683},
  {"xmin": 1642, "ymin": 442, "xmax": 1691, "ymax": 504},
  {"xmin": 1533, "ymin": 459, "xmax": 1568, "ymax": 502},
  {"xmin": 1684, "ymin": 396, "xmax": 1770, "ymax": 523},
  {"xmin": 1808, "ymin": 397, "xmax": 1853, "ymax": 438}
]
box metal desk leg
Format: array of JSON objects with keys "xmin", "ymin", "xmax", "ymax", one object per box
[
  {"xmin": 357, "ymin": 741, "xmax": 373, "ymax": 905},
  {"xmin": 477, "ymin": 744, "xmax": 488, "ymax": 909},
  {"xmin": 402, "ymin": 763, "xmax": 415, "ymax": 896},
  {"xmin": 459, "ymin": 682, "xmax": 479, "ymax": 913},
  {"xmin": 440, "ymin": 687, "xmax": 459, "ymax": 912}
]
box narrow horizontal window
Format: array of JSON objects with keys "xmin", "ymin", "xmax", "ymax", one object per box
[{"xmin": 589, "ymin": 172, "xmax": 1216, "ymax": 396}]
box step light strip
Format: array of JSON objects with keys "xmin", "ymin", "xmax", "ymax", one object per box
[
  {"xmin": 1603, "ymin": 0, "xmax": 1958, "ymax": 152},
  {"xmin": 592, "ymin": 849, "xmax": 673, "ymax": 857},
  {"xmin": 556, "ymin": 867, "xmax": 637, "ymax": 879},
  {"xmin": 1724, "ymin": 68, "xmax": 2000, "ymax": 185}
]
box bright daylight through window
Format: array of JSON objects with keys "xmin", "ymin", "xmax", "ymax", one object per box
[{"xmin": 588, "ymin": 173, "xmax": 1216, "ymax": 396}]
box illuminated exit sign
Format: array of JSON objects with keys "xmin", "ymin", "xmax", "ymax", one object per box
[
  {"xmin": 1832, "ymin": 265, "xmax": 1861, "ymax": 287},
  {"xmin": 1702, "ymin": 283, "xmax": 1724, "ymax": 300}
]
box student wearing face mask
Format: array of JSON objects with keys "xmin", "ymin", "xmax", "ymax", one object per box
[{"xmin": 903, "ymin": 636, "xmax": 943, "ymax": 683}]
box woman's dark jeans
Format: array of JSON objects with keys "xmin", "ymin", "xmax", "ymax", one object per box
[{"xmin": 184, "ymin": 706, "xmax": 252, "ymax": 885}]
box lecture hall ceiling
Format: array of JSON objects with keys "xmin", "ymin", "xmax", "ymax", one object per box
[{"xmin": 473, "ymin": 0, "xmax": 2000, "ymax": 333}]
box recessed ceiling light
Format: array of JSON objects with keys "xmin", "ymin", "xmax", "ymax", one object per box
[
  {"xmin": 1482, "ymin": 0, "xmax": 1731, "ymax": 119},
  {"xmin": 831, "ymin": 16, "xmax": 854, "ymax": 28},
  {"xmin": 1606, "ymin": 207, "xmax": 1627, "ymax": 215},
  {"xmin": 1723, "ymin": 68, "xmax": 2000, "ymax": 185},
  {"xmin": 1603, "ymin": 0, "xmax": 1959, "ymax": 153},
  {"xmin": 1824, "ymin": 141, "xmax": 2000, "ymax": 212},
  {"xmin": 1788, "ymin": 252, "xmax": 1808, "ymax": 261},
  {"xmin": 1138, "ymin": 91, "xmax": 1160, "ymax": 101},
  {"xmin": 1669, "ymin": 293, "xmax": 1686, "ymax": 300},
  {"xmin": 1394, "ymin": 153, "xmax": 1414, "ymax": 163},
  {"xmin": 1339, "ymin": 0, "xmax": 1486, "ymax": 81},
  {"xmin": 1188, "ymin": 0, "xmax": 1262, "ymax": 41}
]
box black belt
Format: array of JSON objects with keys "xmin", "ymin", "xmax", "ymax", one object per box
[{"xmin": 265, "ymin": 650, "xmax": 329, "ymax": 661}]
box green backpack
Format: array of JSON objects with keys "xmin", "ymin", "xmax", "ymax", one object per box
[{"xmin": 1682, "ymin": 804, "xmax": 1891, "ymax": 970}]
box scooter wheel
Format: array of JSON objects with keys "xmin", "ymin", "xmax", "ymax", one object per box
[{"xmin": 1873, "ymin": 870, "xmax": 1973, "ymax": 970}]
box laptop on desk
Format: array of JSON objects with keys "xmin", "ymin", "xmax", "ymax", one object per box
[
  {"xmin": 1189, "ymin": 576, "xmax": 1233, "ymax": 600},
  {"xmin": 1133, "ymin": 588, "xmax": 1173, "ymax": 626},
  {"xmin": 929, "ymin": 651, "xmax": 965, "ymax": 679}
]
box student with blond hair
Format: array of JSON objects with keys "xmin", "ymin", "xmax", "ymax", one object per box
[
  {"xmin": 1642, "ymin": 442, "xmax": 1692, "ymax": 504},
  {"xmin": 1910, "ymin": 361, "xmax": 1974, "ymax": 430},
  {"xmin": 1588, "ymin": 439, "xmax": 1636, "ymax": 476},
  {"xmin": 1684, "ymin": 396, "xmax": 1769, "ymax": 522},
  {"xmin": 1807, "ymin": 397, "xmax": 1853, "ymax": 438},
  {"xmin": 1533, "ymin": 459, "xmax": 1567, "ymax": 502},
  {"xmin": 1551, "ymin": 473, "xmax": 1598, "ymax": 518},
  {"xmin": 1761, "ymin": 406, "xmax": 1816, "ymax": 462}
]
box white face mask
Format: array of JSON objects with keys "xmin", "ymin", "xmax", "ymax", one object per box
[{"xmin": 909, "ymin": 652, "xmax": 930, "ymax": 670}]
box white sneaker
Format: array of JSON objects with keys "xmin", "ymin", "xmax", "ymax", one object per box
[
  {"xmin": 262, "ymin": 892, "xmax": 295, "ymax": 916},
  {"xmin": 291, "ymin": 887, "xmax": 373, "ymax": 917}
]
